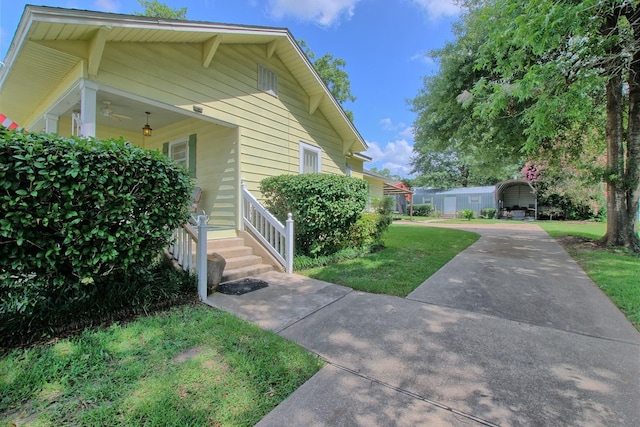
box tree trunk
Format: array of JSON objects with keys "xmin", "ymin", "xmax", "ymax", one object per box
[
  {"xmin": 602, "ymin": 9, "xmax": 629, "ymax": 248},
  {"xmin": 602, "ymin": 69, "xmax": 627, "ymax": 247},
  {"xmin": 623, "ymin": 6, "xmax": 640, "ymax": 252}
]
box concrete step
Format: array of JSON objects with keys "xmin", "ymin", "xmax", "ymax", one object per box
[
  {"xmin": 222, "ymin": 264, "xmax": 273, "ymax": 282},
  {"xmin": 224, "ymin": 254, "xmax": 264, "ymax": 271},
  {"xmin": 206, "ymin": 236, "xmax": 277, "ymax": 282},
  {"xmin": 211, "ymin": 245, "xmax": 254, "ymax": 259},
  {"xmin": 207, "ymin": 237, "xmax": 244, "ymax": 251}
]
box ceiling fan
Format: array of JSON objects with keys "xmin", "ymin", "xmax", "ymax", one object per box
[{"xmin": 101, "ymin": 101, "xmax": 133, "ymax": 121}]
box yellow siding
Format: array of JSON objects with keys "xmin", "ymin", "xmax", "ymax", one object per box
[
  {"xmin": 365, "ymin": 175, "xmax": 385, "ymax": 211},
  {"xmin": 95, "ymin": 42, "xmax": 347, "ymax": 199},
  {"xmin": 145, "ymin": 118, "xmax": 238, "ymax": 228},
  {"xmin": 17, "ymin": 38, "xmax": 354, "ymax": 231},
  {"xmin": 348, "ymin": 157, "xmax": 365, "ymax": 180}
]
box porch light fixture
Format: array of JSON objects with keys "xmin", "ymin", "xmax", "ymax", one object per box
[{"xmin": 142, "ymin": 112, "xmax": 152, "ymax": 136}]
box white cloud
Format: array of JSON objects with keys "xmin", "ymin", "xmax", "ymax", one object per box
[
  {"xmin": 398, "ymin": 126, "xmax": 415, "ymax": 140},
  {"xmin": 365, "ymin": 139, "xmax": 415, "ymax": 177},
  {"xmin": 94, "ymin": 0, "xmax": 121, "ymax": 13},
  {"xmin": 379, "ymin": 119, "xmax": 414, "ymax": 141},
  {"xmin": 379, "ymin": 118, "xmax": 407, "ymax": 132},
  {"xmin": 410, "ymin": 0, "xmax": 461, "ymax": 20},
  {"xmin": 267, "ymin": 0, "xmax": 360, "ymax": 26},
  {"xmin": 410, "ymin": 51, "xmax": 435, "ymax": 65}
]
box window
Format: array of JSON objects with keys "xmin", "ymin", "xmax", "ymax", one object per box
[
  {"xmin": 170, "ymin": 137, "xmax": 189, "ymax": 168},
  {"xmin": 424, "ymin": 197, "xmax": 433, "ymax": 204},
  {"xmin": 299, "ymin": 142, "xmax": 322, "ymax": 174},
  {"xmin": 470, "ymin": 195, "xmax": 480, "ymax": 204},
  {"xmin": 163, "ymin": 134, "xmax": 197, "ymax": 178},
  {"xmin": 258, "ymin": 65, "xmax": 278, "ymax": 96},
  {"xmin": 346, "ymin": 163, "xmax": 352, "ymax": 176}
]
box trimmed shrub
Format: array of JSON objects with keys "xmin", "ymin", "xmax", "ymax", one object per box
[
  {"xmin": 345, "ymin": 212, "xmax": 391, "ymax": 249},
  {"xmin": 0, "ymin": 130, "xmax": 193, "ymax": 285},
  {"xmin": 413, "ymin": 203, "xmax": 435, "ymax": 217},
  {"xmin": 372, "ymin": 196, "xmax": 395, "ymax": 215},
  {"xmin": 459, "ymin": 209, "xmax": 476, "ymax": 221},
  {"xmin": 260, "ymin": 174, "xmax": 368, "ymax": 256},
  {"xmin": 0, "ymin": 129, "xmax": 193, "ymax": 343},
  {"xmin": 481, "ymin": 208, "xmax": 497, "ymax": 219}
]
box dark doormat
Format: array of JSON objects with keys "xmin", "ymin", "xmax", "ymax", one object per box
[{"xmin": 217, "ymin": 278, "xmax": 269, "ymax": 295}]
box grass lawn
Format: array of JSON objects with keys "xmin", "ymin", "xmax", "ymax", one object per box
[
  {"xmin": 0, "ymin": 304, "xmax": 323, "ymax": 426},
  {"xmin": 537, "ymin": 221, "xmax": 640, "ymax": 330},
  {"xmin": 537, "ymin": 220, "xmax": 607, "ymax": 240},
  {"xmin": 298, "ymin": 224, "xmax": 479, "ymax": 296}
]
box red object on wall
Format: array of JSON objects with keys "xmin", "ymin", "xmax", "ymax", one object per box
[{"xmin": 0, "ymin": 113, "xmax": 22, "ymax": 131}]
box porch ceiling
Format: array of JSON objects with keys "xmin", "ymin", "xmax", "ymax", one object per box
[{"xmin": 35, "ymin": 89, "xmax": 190, "ymax": 135}]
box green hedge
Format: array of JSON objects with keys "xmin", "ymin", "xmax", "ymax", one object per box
[
  {"xmin": 346, "ymin": 212, "xmax": 392, "ymax": 249},
  {"xmin": 1, "ymin": 130, "xmax": 192, "ymax": 285},
  {"xmin": 459, "ymin": 209, "xmax": 476, "ymax": 220},
  {"xmin": 1, "ymin": 130, "xmax": 193, "ymax": 343},
  {"xmin": 481, "ymin": 208, "xmax": 497, "ymax": 219},
  {"xmin": 260, "ymin": 174, "xmax": 368, "ymax": 256},
  {"xmin": 413, "ymin": 203, "xmax": 435, "ymax": 217}
]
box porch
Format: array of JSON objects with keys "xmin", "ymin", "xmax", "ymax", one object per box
[{"xmin": 169, "ymin": 182, "xmax": 294, "ymax": 301}]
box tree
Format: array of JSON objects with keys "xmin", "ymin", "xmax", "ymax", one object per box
[
  {"xmin": 298, "ymin": 40, "xmax": 356, "ymax": 121},
  {"xmin": 410, "ymin": 12, "xmax": 525, "ymax": 189},
  {"xmin": 471, "ymin": 0, "xmax": 640, "ymax": 250},
  {"xmin": 426, "ymin": 0, "xmax": 639, "ymax": 251},
  {"xmin": 135, "ymin": 0, "xmax": 187, "ymax": 19},
  {"xmin": 368, "ymin": 167, "xmax": 402, "ymax": 182}
]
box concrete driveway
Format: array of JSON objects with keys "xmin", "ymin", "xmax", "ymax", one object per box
[{"xmin": 206, "ymin": 222, "xmax": 640, "ymax": 426}]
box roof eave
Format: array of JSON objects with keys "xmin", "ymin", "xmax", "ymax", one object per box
[
  {"xmin": 285, "ymin": 31, "xmax": 367, "ymax": 152},
  {"xmin": 1, "ymin": 5, "xmax": 367, "ymax": 149}
]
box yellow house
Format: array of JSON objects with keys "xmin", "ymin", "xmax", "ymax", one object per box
[
  {"xmin": 0, "ymin": 5, "xmax": 368, "ymax": 225},
  {"xmin": 0, "ymin": 6, "xmax": 370, "ymax": 279}
]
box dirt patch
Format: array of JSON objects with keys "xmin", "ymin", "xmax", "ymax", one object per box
[
  {"xmin": 396, "ymin": 219, "xmax": 541, "ymax": 231},
  {"xmin": 556, "ymin": 235, "xmax": 604, "ymax": 252},
  {"xmin": 172, "ymin": 346, "xmax": 202, "ymax": 363}
]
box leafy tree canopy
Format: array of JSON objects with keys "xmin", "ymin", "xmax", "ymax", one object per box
[
  {"xmin": 298, "ymin": 40, "xmax": 356, "ymax": 121},
  {"xmin": 414, "ymin": 0, "xmax": 640, "ymax": 250},
  {"xmin": 135, "ymin": 0, "xmax": 187, "ymax": 19},
  {"xmin": 410, "ymin": 7, "xmax": 525, "ymax": 188},
  {"xmin": 367, "ymin": 167, "xmax": 402, "ymax": 182}
]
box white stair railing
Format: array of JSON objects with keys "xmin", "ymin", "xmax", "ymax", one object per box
[
  {"xmin": 168, "ymin": 214, "xmax": 209, "ymax": 301},
  {"xmin": 241, "ymin": 180, "xmax": 294, "ymax": 273}
]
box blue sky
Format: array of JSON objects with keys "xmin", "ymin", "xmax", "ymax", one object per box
[{"xmin": 0, "ymin": 0, "xmax": 461, "ymax": 177}]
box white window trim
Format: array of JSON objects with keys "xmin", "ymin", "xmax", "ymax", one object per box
[
  {"xmin": 169, "ymin": 136, "xmax": 189, "ymax": 169},
  {"xmin": 299, "ymin": 141, "xmax": 322, "ymax": 174}
]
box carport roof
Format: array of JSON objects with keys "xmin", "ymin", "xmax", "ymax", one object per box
[
  {"xmin": 495, "ymin": 179, "xmax": 535, "ymax": 194},
  {"xmin": 416, "ymin": 186, "xmax": 495, "ymax": 196},
  {"xmin": 383, "ymin": 183, "xmax": 413, "ymax": 196}
]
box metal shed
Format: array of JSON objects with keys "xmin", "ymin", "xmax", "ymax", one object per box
[
  {"xmin": 495, "ymin": 179, "xmax": 537, "ymax": 219},
  {"xmin": 413, "ymin": 186, "xmax": 496, "ymax": 218}
]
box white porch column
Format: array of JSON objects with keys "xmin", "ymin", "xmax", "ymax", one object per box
[
  {"xmin": 44, "ymin": 113, "xmax": 59, "ymax": 134},
  {"xmin": 79, "ymin": 80, "xmax": 99, "ymax": 137}
]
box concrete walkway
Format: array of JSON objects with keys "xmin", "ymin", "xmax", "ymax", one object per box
[{"xmin": 205, "ymin": 222, "xmax": 640, "ymax": 426}]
